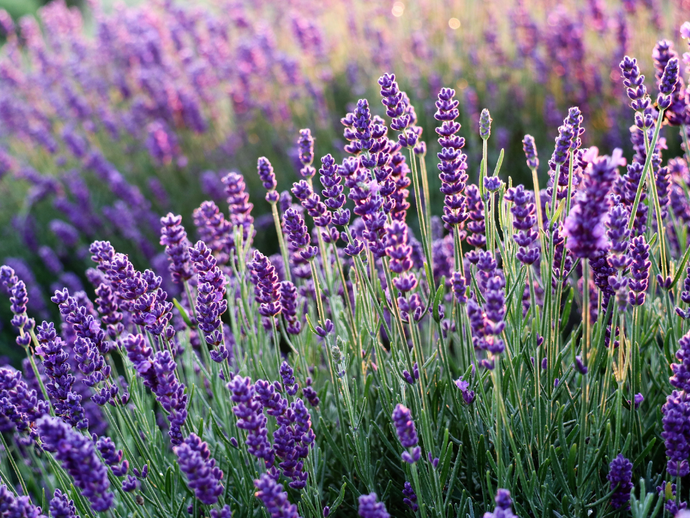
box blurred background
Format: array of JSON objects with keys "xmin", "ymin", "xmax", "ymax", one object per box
[{"xmin": 0, "ymin": 0, "xmax": 688, "ymax": 360}]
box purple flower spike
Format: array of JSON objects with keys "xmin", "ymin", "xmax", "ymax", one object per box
[
  {"xmin": 403, "ymin": 481, "xmax": 418, "ymax": 512},
  {"xmin": 607, "ymin": 454, "xmax": 633, "ymax": 509},
  {"xmin": 628, "ymin": 236, "xmax": 650, "ymax": 306},
  {"xmin": 0, "ymin": 367, "xmax": 47, "ymax": 439},
  {"xmin": 248, "ymin": 250, "xmax": 282, "ymax": 318},
  {"xmin": 564, "ymin": 151, "xmax": 620, "ymax": 259},
  {"xmin": 358, "ymin": 493, "xmax": 390, "ymax": 518},
  {"xmin": 454, "ymin": 377, "xmax": 476, "ymax": 404},
  {"xmin": 284, "ymin": 208, "xmax": 317, "ymax": 261},
  {"xmin": 222, "ymin": 171, "xmax": 254, "ymax": 245},
  {"xmin": 505, "ymin": 185, "xmax": 539, "ymax": 265},
  {"xmin": 160, "ymin": 213, "xmax": 193, "ymax": 284},
  {"xmin": 662, "ymin": 390, "xmax": 690, "ymax": 477},
  {"xmin": 298, "ymin": 129, "xmax": 316, "ymax": 179},
  {"xmin": 38, "ymin": 416, "xmax": 114, "ymax": 512},
  {"xmin": 254, "ymin": 473, "xmax": 300, "ymax": 518},
  {"xmin": 280, "ymin": 281, "xmax": 301, "ymax": 335},
  {"xmin": 522, "ymin": 135, "xmax": 539, "ymax": 169},
  {"xmin": 657, "ymin": 57, "xmax": 679, "ymax": 109},
  {"xmin": 50, "ymin": 488, "xmax": 78, "ymax": 518},
  {"xmin": 174, "ymin": 433, "xmax": 224, "ymax": 506},
  {"xmin": 484, "ymin": 489, "xmax": 518, "ymax": 518},
  {"xmin": 392, "ymin": 403, "xmax": 420, "ymax": 463},
  {"xmin": 258, "ymin": 157, "xmax": 277, "ymax": 191}
]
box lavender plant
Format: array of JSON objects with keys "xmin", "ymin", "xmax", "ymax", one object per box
[{"xmin": 4, "ymin": 11, "xmax": 690, "ymax": 518}]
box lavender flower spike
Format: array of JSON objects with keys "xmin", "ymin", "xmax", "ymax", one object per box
[
  {"xmin": 358, "ymin": 493, "xmax": 390, "ymax": 518},
  {"xmin": 174, "ymin": 433, "xmax": 224, "ymax": 506},
  {"xmin": 254, "ymin": 472, "xmax": 300, "ymax": 518},
  {"xmin": 392, "ymin": 403, "xmax": 421, "ymax": 463},
  {"xmin": 258, "ymin": 157, "xmax": 279, "ymax": 203},
  {"xmin": 522, "ymin": 135, "xmax": 539, "ymax": 170},
  {"xmin": 607, "ymin": 454, "xmax": 633, "ymax": 509},
  {"xmin": 38, "ymin": 416, "xmax": 114, "ymax": 512}
]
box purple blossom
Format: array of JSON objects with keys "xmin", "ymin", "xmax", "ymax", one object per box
[
  {"xmin": 174, "ymin": 433, "xmax": 224, "ymax": 505},
  {"xmin": 254, "ymin": 473, "xmax": 300, "ymax": 518},
  {"xmin": 662, "ymin": 390, "xmax": 690, "ymax": 477},
  {"xmin": 297, "ymin": 129, "xmax": 315, "ymax": 179},
  {"xmin": 392, "ymin": 403, "xmax": 420, "ymax": 463},
  {"xmin": 49, "ymin": 489, "xmax": 77, "ymax": 518},
  {"xmin": 628, "ymin": 236, "xmax": 650, "ymax": 306},
  {"xmin": 564, "ymin": 151, "xmax": 620, "ymax": 259},
  {"xmin": 284, "ymin": 208, "xmax": 317, "ymax": 261},
  {"xmin": 505, "ymin": 185, "xmax": 539, "ymax": 265},
  {"xmin": 38, "ymin": 416, "xmax": 114, "ymax": 512},
  {"xmin": 229, "ymin": 375, "xmax": 274, "ymax": 467},
  {"xmin": 607, "ymin": 454, "xmax": 633, "ymax": 509},
  {"xmin": 434, "ymin": 87, "xmax": 468, "ymax": 230},
  {"xmin": 483, "ymin": 489, "xmax": 517, "ymax": 518},
  {"xmin": 35, "ymin": 322, "xmax": 88, "ymax": 429},
  {"xmin": 258, "ymin": 157, "xmax": 278, "ymax": 199},
  {"xmin": 248, "ymin": 250, "xmax": 282, "ymax": 318},
  {"xmin": 192, "ymin": 201, "xmax": 231, "ymax": 264},
  {"xmin": 222, "ymin": 171, "xmax": 254, "ymax": 245},
  {"xmin": 190, "ymin": 241, "xmax": 228, "ymax": 358},
  {"xmin": 160, "ymin": 213, "xmax": 193, "ymax": 284},
  {"xmin": 280, "ymin": 281, "xmax": 301, "ymax": 335},
  {"xmin": 358, "ymin": 493, "xmax": 390, "ymax": 518},
  {"xmin": 454, "ymin": 377, "xmax": 476, "ymax": 404},
  {"xmin": 402, "ymin": 481, "xmax": 418, "ymax": 512},
  {"xmin": 0, "ymin": 367, "xmax": 47, "ymax": 438}
]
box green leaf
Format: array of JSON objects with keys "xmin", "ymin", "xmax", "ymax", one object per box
[{"xmin": 172, "ymin": 298, "xmax": 193, "ymax": 328}]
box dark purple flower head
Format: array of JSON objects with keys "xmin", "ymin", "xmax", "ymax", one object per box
[
  {"xmin": 402, "ymin": 482, "xmax": 418, "ymax": 512},
  {"xmin": 564, "ymin": 150, "xmax": 621, "ymax": 259},
  {"xmin": 258, "ymin": 157, "xmax": 277, "ymax": 192},
  {"xmin": 35, "ymin": 322, "xmax": 87, "ymax": 429},
  {"xmin": 254, "ymin": 473, "xmax": 300, "ymax": 518},
  {"xmin": 0, "ymin": 366, "xmax": 47, "ymax": 438},
  {"xmin": 619, "ymin": 56, "xmax": 650, "ymax": 112},
  {"xmin": 522, "ymin": 134, "xmax": 539, "ymax": 170},
  {"xmin": 607, "ymin": 454, "xmax": 633, "ymax": 510},
  {"xmin": 174, "ymin": 433, "xmax": 224, "ymax": 506},
  {"xmin": 222, "ymin": 172, "xmax": 254, "ymax": 244},
  {"xmin": 505, "ymin": 185, "xmax": 539, "ymax": 265},
  {"xmin": 248, "ymin": 250, "xmax": 281, "ymax": 318},
  {"xmin": 160, "ymin": 213, "xmax": 193, "ymax": 284},
  {"xmin": 575, "ymin": 355, "xmax": 588, "ymax": 375},
  {"xmin": 284, "ymin": 208, "xmax": 317, "ymax": 261},
  {"xmin": 455, "ymin": 377, "xmax": 476, "ymax": 404},
  {"xmin": 628, "ymin": 236, "xmax": 650, "ymax": 306},
  {"xmin": 358, "ymin": 493, "xmax": 390, "ymax": 518},
  {"xmin": 342, "ymin": 100, "xmax": 372, "ymax": 155},
  {"xmin": 280, "ymin": 281, "xmax": 301, "ymax": 335},
  {"xmin": 671, "ymin": 332, "xmax": 690, "ymax": 393},
  {"xmin": 38, "ymin": 416, "xmax": 114, "ymax": 512},
  {"xmin": 392, "ymin": 403, "xmax": 420, "ymax": 463},
  {"xmin": 298, "ymin": 129, "xmax": 315, "ymax": 166},
  {"xmin": 657, "ymin": 57, "xmax": 679, "ymax": 109},
  {"xmin": 483, "ymin": 488, "xmax": 517, "ymax": 518},
  {"xmin": 662, "ymin": 390, "xmax": 690, "ymax": 478},
  {"xmin": 49, "ymin": 488, "xmax": 77, "ymax": 518}
]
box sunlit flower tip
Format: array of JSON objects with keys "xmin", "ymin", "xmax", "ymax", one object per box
[
  {"xmin": 522, "ymin": 135, "xmax": 539, "ymax": 170},
  {"xmin": 257, "ymin": 157, "xmax": 277, "ymax": 191},
  {"xmin": 681, "ymin": 22, "xmax": 690, "ymax": 39},
  {"xmin": 479, "ymin": 109, "xmax": 492, "ymax": 140}
]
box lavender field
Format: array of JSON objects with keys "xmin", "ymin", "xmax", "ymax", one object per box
[{"xmin": 2, "ymin": 0, "xmax": 690, "ymax": 517}]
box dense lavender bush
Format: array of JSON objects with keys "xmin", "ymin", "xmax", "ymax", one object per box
[
  {"xmin": 3, "ymin": 3, "xmax": 690, "ymax": 518},
  {"xmin": 0, "ymin": 0, "xmax": 687, "ymax": 344}
]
